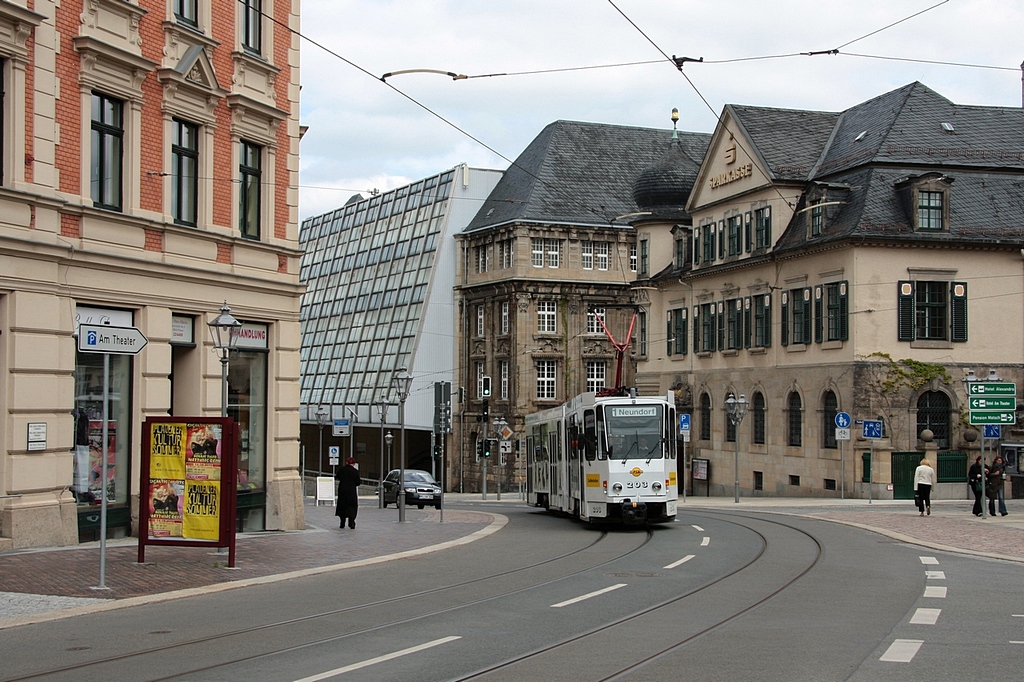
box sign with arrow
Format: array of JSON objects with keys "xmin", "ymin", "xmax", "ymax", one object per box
[{"xmin": 77, "ymin": 325, "xmax": 148, "ymax": 355}]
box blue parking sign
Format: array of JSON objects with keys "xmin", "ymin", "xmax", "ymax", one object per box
[{"xmin": 679, "ymin": 413, "xmax": 691, "ymax": 433}]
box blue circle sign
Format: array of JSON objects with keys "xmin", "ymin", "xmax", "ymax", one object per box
[{"xmin": 835, "ymin": 412, "xmax": 851, "ymax": 429}]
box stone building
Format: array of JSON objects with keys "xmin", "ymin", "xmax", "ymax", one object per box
[
  {"xmin": 0, "ymin": 0, "xmax": 303, "ymax": 549},
  {"xmin": 454, "ymin": 120, "xmax": 710, "ymax": 493},
  {"xmin": 634, "ymin": 82, "xmax": 1024, "ymax": 499}
]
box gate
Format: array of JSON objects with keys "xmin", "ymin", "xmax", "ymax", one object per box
[{"xmin": 891, "ymin": 451, "xmax": 923, "ymax": 500}]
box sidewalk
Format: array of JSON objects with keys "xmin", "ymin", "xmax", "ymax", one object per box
[{"xmin": 1, "ymin": 494, "xmax": 1021, "ymax": 628}]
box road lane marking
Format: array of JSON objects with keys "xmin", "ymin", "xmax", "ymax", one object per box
[
  {"xmin": 701, "ymin": 537, "xmax": 710, "ymax": 546},
  {"xmin": 925, "ymin": 570, "xmax": 945, "ymax": 579},
  {"xmin": 691, "ymin": 525, "xmax": 704, "ymax": 531},
  {"xmin": 551, "ymin": 584, "xmax": 627, "ymax": 608},
  {"xmin": 880, "ymin": 639, "xmax": 923, "ymax": 662},
  {"xmin": 293, "ymin": 636, "xmax": 461, "ymax": 680},
  {"xmin": 919, "ymin": 556, "xmax": 939, "ymax": 565},
  {"xmin": 664, "ymin": 554, "xmax": 695, "ymax": 569},
  {"xmin": 910, "ymin": 608, "xmax": 941, "ymax": 625},
  {"xmin": 923, "ymin": 586, "xmax": 947, "ymax": 598}
]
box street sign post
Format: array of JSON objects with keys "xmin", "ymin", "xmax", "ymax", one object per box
[
  {"xmin": 328, "ymin": 446, "xmax": 340, "ymax": 466},
  {"xmin": 835, "ymin": 412, "xmax": 851, "ymax": 429},
  {"xmin": 862, "ymin": 420, "xmax": 883, "ymax": 439},
  {"xmin": 966, "ymin": 382, "xmax": 1015, "ymax": 395},
  {"xmin": 968, "ymin": 382, "xmax": 1017, "ymax": 426}
]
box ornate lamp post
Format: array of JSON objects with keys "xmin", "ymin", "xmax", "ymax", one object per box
[
  {"xmin": 384, "ymin": 430, "xmax": 394, "ymax": 507},
  {"xmin": 725, "ymin": 393, "xmax": 748, "ymax": 503},
  {"xmin": 207, "ymin": 302, "xmax": 242, "ymax": 418},
  {"xmin": 376, "ymin": 394, "xmax": 389, "ymax": 509},
  {"xmin": 392, "ymin": 367, "xmax": 413, "ymax": 522},
  {"xmin": 315, "ymin": 405, "xmax": 329, "ymax": 476}
]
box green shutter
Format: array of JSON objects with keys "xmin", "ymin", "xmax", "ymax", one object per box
[
  {"xmin": 814, "ymin": 285, "xmax": 823, "ymax": 344},
  {"xmin": 802, "ymin": 289, "xmax": 812, "ymax": 344},
  {"xmin": 781, "ymin": 292, "xmax": 789, "ymax": 346},
  {"xmin": 951, "ymin": 281, "xmax": 967, "ymax": 342},
  {"xmin": 693, "ymin": 306, "xmax": 700, "ymax": 352},
  {"xmin": 897, "ymin": 281, "xmax": 915, "ymax": 341},
  {"xmin": 838, "ymin": 281, "xmax": 849, "ymax": 341},
  {"xmin": 764, "ymin": 293, "xmax": 772, "ymax": 347},
  {"xmin": 744, "ymin": 297, "xmax": 752, "ymax": 348},
  {"xmin": 666, "ymin": 312, "xmax": 673, "ymax": 356}
]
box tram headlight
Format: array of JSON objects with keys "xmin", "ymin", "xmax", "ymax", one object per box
[
  {"xmin": 612, "ymin": 482, "xmax": 623, "ymax": 493},
  {"xmin": 652, "ymin": 481, "xmax": 662, "ymax": 493}
]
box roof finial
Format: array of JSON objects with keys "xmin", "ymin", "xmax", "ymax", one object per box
[{"xmin": 671, "ymin": 107, "xmax": 679, "ymax": 140}]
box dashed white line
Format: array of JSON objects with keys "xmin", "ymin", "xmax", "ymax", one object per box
[
  {"xmin": 925, "ymin": 570, "xmax": 946, "ymax": 580},
  {"xmin": 880, "ymin": 639, "xmax": 923, "ymax": 662},
  {"xmin": 919, "ymin": 556, "xmax": 939, "ymax": 565},
  {"xmin": 664, "ymin": 554, "xmax": 695, "ymax": 569},
  {"xmin": 551, "ymin": 583, "xmax": 627, "ymax": 608},
  {"xmin": 691, "ymin": 525, "xmax": 704, "ymax": 532},
  {"xmin": 700, "ymin": 536, "xmax": 710, "ymax": 546},
  {"xmin": 923, "ymin": 586, "xmax": 947, "ymax": 598},
  {"xmin": 292, "ymin": 636, "xmax": 461, "ymax": 681},
  {"xmin": 910, "ymin": 608, "xmax": 941, "ymax": 625}
]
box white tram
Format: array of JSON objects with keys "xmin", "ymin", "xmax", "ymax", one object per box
[{"xmin": 525, "ymin": 389, "xmax": 678, "ymax": 525}]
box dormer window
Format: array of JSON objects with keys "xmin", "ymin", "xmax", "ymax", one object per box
[
  {"xmin": 810, "ymin": 203, "xmax": 824, "ymax": 237},
  {"xmin": 918, "ymin": 191, "xmax": 944, "ymax": 230}
]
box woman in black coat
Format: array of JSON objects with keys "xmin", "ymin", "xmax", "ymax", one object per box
[
  {"xmin": 335, "ymin": 458, "xmax": 361, "ymax": 529},
  {"xmin": 967, "ymin": 456, "xmax": 987, "ymax": 516}
]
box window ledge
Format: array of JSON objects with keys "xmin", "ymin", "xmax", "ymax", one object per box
[
  {"xmin": 821, "ymin": 340, "xmax": 843, "ymax": 350},
  {"xmin": 911, "ymin": 339, "xmax": 953, "ymax": 350},
  {"xmin": 786, "ymin": 344, "xmax": 808, "ymax": 352},
  {"xmin": 721, "ymin": 349, "xmax": 738, "ymax": 357},
  {"xmin": 748, "ymin": 347, "xmax": 767, "ymax": 355}
]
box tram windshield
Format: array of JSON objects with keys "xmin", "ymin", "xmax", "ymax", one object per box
[{"xmin": 603, "ymin": 404, "xmax": 664, "ymax": 460}]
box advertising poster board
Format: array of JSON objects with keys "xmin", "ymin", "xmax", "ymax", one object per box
[{"xmin": 138, "ymin": 417, "xmax": 238, "ymax": 567}]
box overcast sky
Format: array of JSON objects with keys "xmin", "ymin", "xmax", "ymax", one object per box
[{"xmin": 297, "ymin": 0, "xmax": 1024, "ymax": 221}]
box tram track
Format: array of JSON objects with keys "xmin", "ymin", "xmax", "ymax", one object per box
[
  {"xmin": 4, "ymin": 527, "xmax": 653, "ymax": 682},
  {"xmin": 454, "ymin": 511, "xmax": 824, "ymax": 681}
]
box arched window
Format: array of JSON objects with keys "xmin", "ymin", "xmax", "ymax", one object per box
[
  {"xmin": 823, "ymin": 391, "xmax": 838, "ymax": 449},
  {"xmin": 752, "ymin": 392, "xmax": 766, "ymax": 444},
  {"xmin": 917, "ymin": 391, "xmax": 951, "ymax": 449},
  {"xmin": 788, "ymin": 392, "xmax": 802, "ymax": 446},
  {"xmin": 700, "ymin": 392, "xmax": 712, "ymax": 441}
]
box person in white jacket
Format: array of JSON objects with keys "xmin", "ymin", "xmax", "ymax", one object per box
[{"xmin": 914, "ymin": 458, "xmax": 937, "ymax": 516}]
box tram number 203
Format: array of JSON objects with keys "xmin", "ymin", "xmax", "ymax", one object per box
[{"xmin": 626, "ymin": 481, "xmax": 649, "ymax": 489}]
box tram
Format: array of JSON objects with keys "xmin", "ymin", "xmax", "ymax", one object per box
[{"xmin": 525, "ymin": 389, "xmax": 678, "ymax": 525}]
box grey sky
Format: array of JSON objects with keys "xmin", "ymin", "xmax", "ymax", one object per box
[{"xmin": 297, "ymin": 0, "xmax": 1023, "ymax": 220}]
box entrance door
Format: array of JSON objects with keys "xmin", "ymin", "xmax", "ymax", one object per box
[{"xmin": 891, "ymin": 451, "xmax": 923, "ymax": 499}]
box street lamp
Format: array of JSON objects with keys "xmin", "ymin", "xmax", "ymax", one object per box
[
  {"xmin": 392, "ymin": 367, "xmax": 413, "ymax": 522},
  {"xmin": 376, "ymin": 394, "xmax": 389, "ymax": 509},
  {"xmin": 207, "ymin": 302, "xmax": 242, "ymax": 418},
  {"xmin": 725, "ymin": 393, "xmax": 748, "ymax": 503},
  {"xmin": 384, "ymin": 430, "xmax": 394, "ymax": 507},
  {"xmin": 315, "ymin": 405, "xmax": 329, "ymax": 477}
]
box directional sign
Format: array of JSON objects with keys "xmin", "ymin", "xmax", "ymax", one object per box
[
  {"xmin": 333, "ymin": 419, "xmax": 350, "ymax": 437},
  {"xmin": 77, "ymin": 324, "xmax": 148, "ymax": 355},
  {"xmin": 679, "ymin": 414, "xmax": 691, "ymax": 433},
  {"xmin": 969, "ymin": 411, "xmax": 1015, "ymax": 425},
  {"xmin": 967, "ymin": 382, "xmax": 1016, "ymax": 395},
  {"xmin": 969, "ymin": 396, "xmax": 1015, "ymax": 410},
  {"xmin": 834, "ymin": 412, "xmax": 851, "ymax": 429},
  {"xmin": 862, "ymin": 419, "xmax": 883, "ymax": 439}
]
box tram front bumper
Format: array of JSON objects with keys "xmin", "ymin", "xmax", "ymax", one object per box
[{"xmin": 620, "ymin": 500, "xmax": 648, "ymax": 525}]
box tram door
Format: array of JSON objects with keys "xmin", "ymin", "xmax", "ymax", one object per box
[{"xmin": 549, "ymin": 421, "xmax": 563, "ymax": 510}]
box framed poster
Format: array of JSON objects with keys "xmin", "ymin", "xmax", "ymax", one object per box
[{"xmin": 138, "ymin": 417, "xmax": 238, "ymax": 566}]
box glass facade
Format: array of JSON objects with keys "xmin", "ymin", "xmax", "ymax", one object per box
[{"xmin": 298, "ymin": 170, "xmax": 455, "ymax": 407}]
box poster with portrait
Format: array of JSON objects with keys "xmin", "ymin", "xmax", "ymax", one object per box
[{"xmin": 138, "ymin": 417, "xmax": 237, "ymax": 565}]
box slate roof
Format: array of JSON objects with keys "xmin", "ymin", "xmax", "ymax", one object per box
[
  {"xmin": 725, "ymin": 82, "xmax": 1024, "ymax": 254},
  {"xmin": 465, "ymin": 121, "xmax": 711, "ymax": 232}
]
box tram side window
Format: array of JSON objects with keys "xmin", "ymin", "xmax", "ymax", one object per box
[
  {"xmin": 583, "ymin": 409, "xmax": 597, "ymax": 461},
  {"xmin": 596, "ymin": 406, "xmax": 607, "ymax": 460}
]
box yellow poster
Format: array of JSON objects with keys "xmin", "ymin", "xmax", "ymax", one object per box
[
  {"xmin": 149, "ymin": 423, "xmax": 187, "ymax": 479},
  {"xmin": 182, "ymin": 480, "xmax": 221, "ymax": 540}
]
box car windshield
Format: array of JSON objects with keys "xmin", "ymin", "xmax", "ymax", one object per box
[{"xmin": 404, "ymin": 471, "xmax": 436, "ymax": 484}]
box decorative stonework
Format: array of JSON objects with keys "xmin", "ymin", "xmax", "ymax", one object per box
[{"xmin": 516, "ymin": 292, "xmax": 532, "ymax": 312}]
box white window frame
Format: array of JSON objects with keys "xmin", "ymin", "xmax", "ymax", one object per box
[
  {"xmin": 586, "ymin": 360, "xmax": 606, "ymax": 393},
  {"xmin": 587, "ymin": 307, "xmax": 606, "ymax": 335},
  {"xmin": 475, "ymin": 304, "xmax": 485, "ymax": 337},
  {"xmin": 545, "ymin": 238, "xmax": 561, "ymax": 268},
  {"xmin": 531, "ymin": 238, "xmax": 544, "ymax": 267},
  {"xmin": 500, "ymin": 359, "xmax": 510, "ymax": 400},
  {"xmin": 500, "ymin": 301, "xmax": 509, "ymax": 335},
  {"xmin": 595, "ymin": 241, "xmax": 609, "ymax": 271},
  {"xmin": 581, "ymin": 241, "xmax": 593, "ymax": 270},
  {"xmin": 538, "ymin": 300, "xmax": 557, "ymax": 333},
  {"xmin": 475, "ymin": 361, "xmax": 485, "ymax": 399},
  {"xmin": 536, "ymin": 360, "xmax": 556, "ymax": 400},
  {"xmin": 630, "ymin": 243, "xmax": 637, "ymax": 272}
]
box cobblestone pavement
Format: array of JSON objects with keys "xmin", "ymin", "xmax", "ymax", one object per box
[
  {"xmin": 0, "ymin": 497, "xmax": 498, "ymax": 627},
  {"xmin": 2, "ymin": 495, "xmax": 1021, "ymax": 627}
]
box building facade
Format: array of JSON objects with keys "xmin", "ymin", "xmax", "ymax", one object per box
[
  {"xmin": 635, "ymin": 83, "xmax": 1024, "ymax": 499},
  {"xmin": 0, "ymin": 0, "xmax": 303, "ymax": 550},
  {"xmin": 454, "ymin": 120, "xmax": 710, "ymax": 493},
  {"xmin": 298, "ymin": 165, "xmax": 502, "ymax": 488}
]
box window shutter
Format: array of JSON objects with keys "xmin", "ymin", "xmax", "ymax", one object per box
[
  {"xmin": 838, "ymin": 281, "xmax": 849, "ymax": 341},
  {"xmin": 744, "ymin": 212, "xmax": 753, "ymax": 253},
  {"xmin": 951, "ymin": 281, "xmax": 968, "ymax": 342},
  {"xmin": 666, "ymin": 312, "xmax": 673, "ymax": 356},
  {"xmin": 764, "ymin": 293, "xmax": 772, "ymax": 347},
  {"xmin": 681, "ymin": 313, "xmax": 688, "ymax": 355},
  {"xmin": 744, "ymin": 297, "xmax": 752, "ymax": 348},
  {"xmin": 718, "ymin": 221, "xmax": 725, "ymax": 260},
  {"xmin": 814, "ymin": 285, "xmax": 823, "ymax": 344},
  {"xmin": 693, "ymin": 229, "xmax": 700, "ymax": 265},
  {"xmin": 802, "ymin": 288, "xmax": 812, "ymax": 344},
  {"xmin": 781, "ymin": 291, "xmax": 789, "ymax": 346},
  {"xmin": 897, "ymin": 281, "xmax": 915, "ymax": 341},
  {"xmin": 693, "ymin": 306, "xmax": 700, "ymax": 352},
  {"xmin": 715, "ymin": 302, "xmax": 724, "ymax": 351}
]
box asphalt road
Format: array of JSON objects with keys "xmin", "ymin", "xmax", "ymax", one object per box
[{"xmin": 1, "ymin": 502, "xmax": 1021, "ymax": 681}]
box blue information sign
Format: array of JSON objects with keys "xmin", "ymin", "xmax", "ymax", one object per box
[
  {"xmin": 679, "ymin": 414, "xmax": 691, "ymax": 432},
  {"xmin": 862, "ymin": 419, "xmax": 883, "ymax": 439},
  {"xmin": 834, "ymin": 412, "xmax": 851, "ymax": 429},
  {"xmin": 983, "ymin": 425, "xmax": 1001, "ymax": 439}
]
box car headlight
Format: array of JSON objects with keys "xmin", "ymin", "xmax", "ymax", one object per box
[
  {"xmin": 612, "ymin": 482, "xmax": 623, "ymax": 493},
  {"xmin": 652, "ymin": 481, "xmax": 662, "ymax": 492}
]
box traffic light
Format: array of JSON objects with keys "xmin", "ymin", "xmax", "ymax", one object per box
[
  {"xmin": 483, "ymin": 438, "xmax": 494, "ymax": 458},
  {"xmin": 482, "ymin": 398, "xmax": 489, "ymax": 422},
  {"xmin": 476, "ymin": 439, "xmax": 484, "ymax": 457},
  {"xmin": 481, "ymin": 376, "xmax": 491, "ymax": 398}
]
